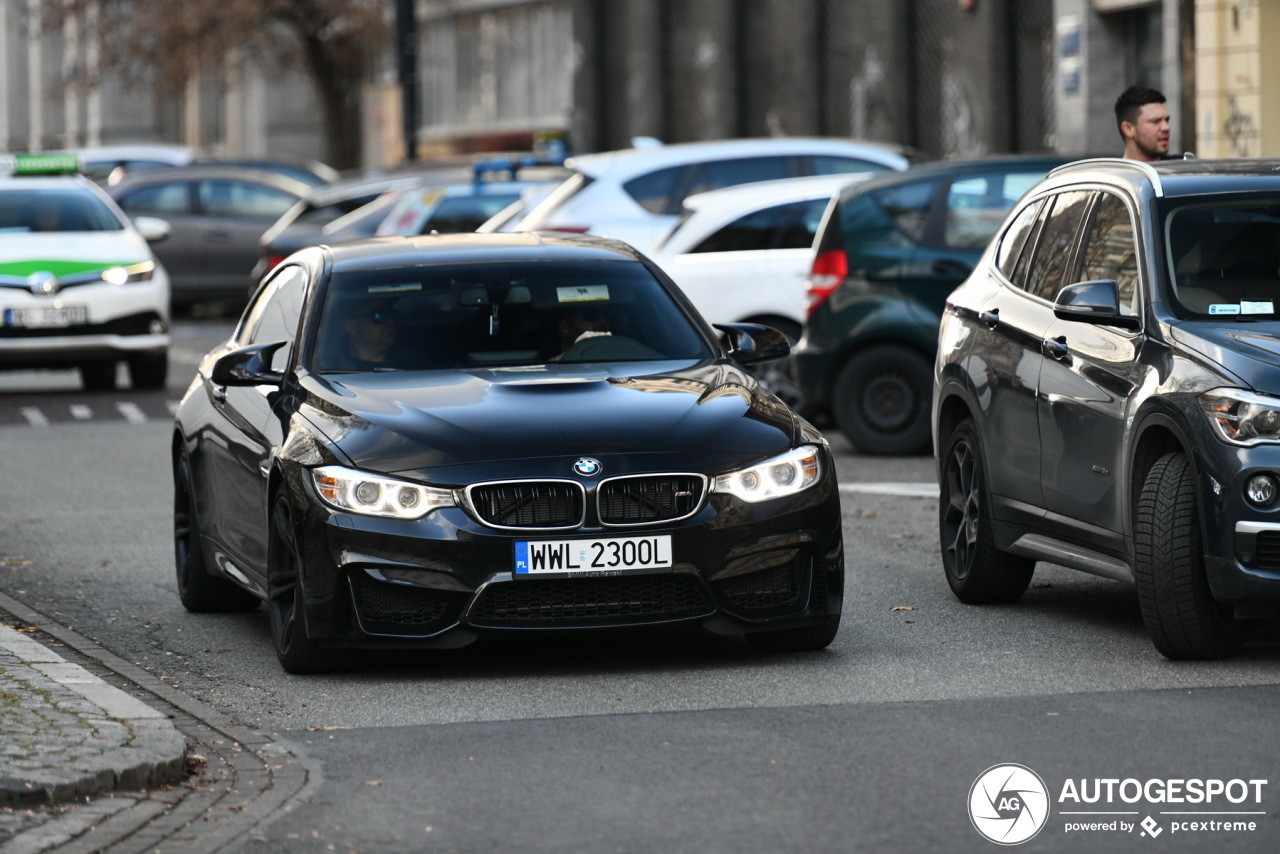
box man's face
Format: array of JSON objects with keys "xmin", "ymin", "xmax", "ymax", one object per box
[
  {"xmin": 1125, "ymin": 103, "xmax": 1171, "ymax": 161},
  {"xmin": 345, "ymin": 309, "xmax": 397, "ymax": 361}
]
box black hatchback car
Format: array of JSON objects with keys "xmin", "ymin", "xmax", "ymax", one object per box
[
  {"xmin": 173, "ymin": 233, "xmax": 844, "ymax": 672},
  {"xmin": 933, "ymin": 157, "xmax": 1280, "ymax": 660},
  {"xmin": 792, "ymin": 156, "xmax": 1073, "ymax": 455}
]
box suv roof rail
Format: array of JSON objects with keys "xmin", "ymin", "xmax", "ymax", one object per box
[{"xmin": 1046, "ymin": 157, "xmax": 1165, "ymax": 197}]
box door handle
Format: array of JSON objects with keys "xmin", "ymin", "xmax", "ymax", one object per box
[
  {"xmin": 1043, "ymin": 335, "xmax": 1070, "ymax": 361},
  {"xmin": 978, "ymin": 308, "xmax": 1000, "ymax": 328}
]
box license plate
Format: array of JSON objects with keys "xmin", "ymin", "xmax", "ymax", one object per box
[
  {"xmin": 515, "ymin": 535, "xmax": 673, "ymax": 576},
  {"xmin": 4, "ymin": 306, "xmax": 89, "ymax": 328}
]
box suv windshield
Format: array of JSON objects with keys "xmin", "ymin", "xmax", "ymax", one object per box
[
  {"xmin": 312, "ymin": 259, "xmax": 712, "ymax": 372},
  {"xmin": 1166, "ymin": 199, "xmax": 1280, "ymax": 319}
]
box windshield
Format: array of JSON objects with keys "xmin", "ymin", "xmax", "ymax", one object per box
[
  {"xmin": 311, "ymin": 259, "xmax": 712, "ymax": 372},
  {"xmin": 1166, "ymin": 198, "xmax": 1280, "ymax": 319},
  {"xmin": 0, "ymin": 188, "xmax": 125, "ymax": 233}
]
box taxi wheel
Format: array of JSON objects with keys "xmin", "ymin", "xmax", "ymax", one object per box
[
  {"xmin": 80, "ymin": 361, "xmax": 117, "ymax": 391},
  {"xmin": 745, "ymin": 616, "xmax": 840, "ymax": 652},
  {"xmin": 129, "ymin": 352, "xmax": 168, "ymax": 390},
  {"xmin": 268, "ymin": 489, "xmax": 328, "ymax": 674},
  {"xmin": 939, "ymin": 418, "xmax": 1034, "ymax": 603},
  {"xmin": 174, "ymin": 452, "xmax": 258, "ymax": 612},
  {"xmin": 1134, "ymin": 452, "xmax": 1242, "ymax": 660}
]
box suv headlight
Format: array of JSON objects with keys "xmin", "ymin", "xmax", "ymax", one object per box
[
  {"xmin": 713, "ymin": 445, "xmax": 823, "ymax": 503},
  {"xmin": 1200, "ymin": 388, "xmax": 1280, "ymax": 446},
  {"xmin": 101, "ymin": 260, "xmax": 155, "ymax": 285},
  {"xmin": 311, "ymin": 466, "xmax": 454, "ymax": 519}
]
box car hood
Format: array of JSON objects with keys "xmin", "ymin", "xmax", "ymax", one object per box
[
  {"xmin": 296, "ymin": 359, "xmax": 801, "ymax": 479},
  {"xmin": 1169, "ymin": 322, "xmax": 1280, "ymax": 385},
  {"xmin": 0, "ymin": 232, "xmax": 153, "ymax": 280}
]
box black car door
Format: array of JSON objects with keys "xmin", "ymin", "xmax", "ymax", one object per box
[
  {"xmin": 974, "ymin": 190, "xmax": 1092, "ymax": 518},
  {"xmin": 1037, "ymin": 191, "xmax": 1145, "ymax": 549},
  {"xmin": 203, "ymin": 264, "xmax": 308, "ymax": 580}
]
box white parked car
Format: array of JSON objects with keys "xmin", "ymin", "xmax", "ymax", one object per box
[
  {"xmin": 0, "ymin": 154, "xmax": 172, "ymax": 390},
  {"xmin": 648, "ymin": 174, "xmax": 865, "ymax": 340},
  {"xmin": 515, "ymin": 137, "xmax": 910, "ymax": 250}
]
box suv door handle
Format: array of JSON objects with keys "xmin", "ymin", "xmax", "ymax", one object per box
[
  {"xmin": 1043, "ymin": 335, "xmax": 1070, "ymax": 361},
  {"xmin": 978, "ymin": 309, "xmax": 1000, "ymax": 328}
]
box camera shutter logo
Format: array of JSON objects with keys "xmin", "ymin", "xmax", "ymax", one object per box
[{"xmin": 969, "ymin": 764, "xmax": 1051, "ymax": 845}]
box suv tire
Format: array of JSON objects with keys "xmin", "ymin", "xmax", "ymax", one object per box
[
  {"xmin": 1134, "ymin": 452, "xmax": 1242, "ymax": 660},
  {"xmin": 939, "ymin": 417, "xmax": 1035, "ymax": 603},
  {"xmin": 833, "ymin": 345, "xmax": 932, "ymax": 455}
]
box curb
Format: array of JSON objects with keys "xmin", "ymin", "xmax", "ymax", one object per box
[{"xmin": 0, "ymin": 621, "xmax": 186, "ymax": 807}]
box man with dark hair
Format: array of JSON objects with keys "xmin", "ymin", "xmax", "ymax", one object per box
[{"xmin": 1115, "ymin": 86, "xmax": 1171, "ymax": 162}]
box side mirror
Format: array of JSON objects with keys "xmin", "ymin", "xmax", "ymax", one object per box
[
  {"xmin": 132, "ymin": 216, "xmax": 171, "ymax": 243},
  {"xmin": 211, "ymin": 342, "xmax": 287, "ymax": 387},
  {"xmin": 1053, "ymin": 280, "xmax": 1141, "ymax": 330},
  {"xmin": 713, "ymin": 323, "xmax": 791, "ymax": 365}
]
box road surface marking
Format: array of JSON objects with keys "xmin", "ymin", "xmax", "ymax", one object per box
[
  {"xmin": 18, "ymin": 407, "xmax": 48, "ymax": 427},
  {"xmin": 114, "ymin": 402, "xmax": 147, "ymax": 424},
  {"xmin": 839, "ymin": 482, "xmax": 938, "ymax": 498},
  {"xmin": 69, "ymin": 405, "xmax": 93, "ymax": 420}
]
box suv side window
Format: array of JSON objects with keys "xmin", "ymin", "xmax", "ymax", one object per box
[
  {"xmin": 117, "ymin": 181, "xmax": 191, "ymax": 215},
  {"xmin": 682, "ymin": 157, "xmax": 793, "ymax": 201},
  {"xmin": 1023, "ymin": 190, "xmax": 1091, "ymax": 301},
  {"xmin": 1080, "ymin": 192, "xmax": 1140, "ymax": 314},
  {"xmin": 942, "ymin": 171, "xmax": 1047, "ymax": 249},
  {"xmin": 996, "ymin": 199, "xmax": 1044, "ymax": 280},
  {"xmin": 690, "ymin": 198, "xmax": 829, "ymax": 254},
  {"xmin": 624, "ymin": 166, "xmax": 684, "ymax": 214}
]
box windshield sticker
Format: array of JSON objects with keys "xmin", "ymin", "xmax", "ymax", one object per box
[
  {"xmin": 1241, "ymin": 300, "xmax": 1275, "ymax": 315},
  {"xmin": 557, "ymin": 285, "xmax": 610, "ymax": 303},
  {"xmin": 1209, "ymin": 304, "xmax": 1241, "ymax": 315},
  {"xmin": 369, "ymin": 283, "xmax": 421, "ymax": 294}
]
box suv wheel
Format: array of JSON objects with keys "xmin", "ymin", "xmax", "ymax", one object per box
[
  {"xmin": 833, "ymin": 345, "xmax": 932, "ymax": 455},
  {"xmin": 939, "ymin": 417, "xmax": 1034, "ymax": 603},
  {"xmin": 1134, "ymin": 452, "xmax": 1242, "ymax": 660}
]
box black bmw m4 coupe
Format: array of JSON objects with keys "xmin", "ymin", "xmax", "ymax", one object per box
[{"xmin": 172, "ymin": 232, "xmax": 844, "ymax": 672}]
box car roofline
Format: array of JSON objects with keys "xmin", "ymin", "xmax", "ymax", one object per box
[{"xmin": 1047, "ymin": 157, "xmax": 1166, "ymax": 197}]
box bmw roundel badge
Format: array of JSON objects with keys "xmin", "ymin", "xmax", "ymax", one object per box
[{"xmin": 573, "ymin": 457, "xmax": 602, "ymax": 477}]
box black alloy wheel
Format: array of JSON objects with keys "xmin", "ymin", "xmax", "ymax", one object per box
[
  {"xmin": 174, "ymin": 451, "xmax": 259, "ymax": 612},
  {"xmin": 938, "ymin": 418, "xmax": 1034, "ymax": 603},
  {"xmin": 832, "ymin": 345, "xmax": 932, "ymax": 455},
  {"xmin": 1134, "ymin": 452, "xmax": 1242, "ymax": 660},
  {"xmin": 268, "ymin": 489, "xmax": 328, "ymax": 674}
]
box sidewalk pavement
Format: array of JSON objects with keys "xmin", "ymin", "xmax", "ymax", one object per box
[{"xmin": 0, "ymin": 622, "xmax": 186, "ymax": 808}]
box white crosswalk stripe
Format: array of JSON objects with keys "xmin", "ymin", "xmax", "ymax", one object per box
[
  {"xmin": 18, "ymin": 407, "xmax": 48, "ymax": 427},
  {"xmin": 114, "ymin": 402, "xmax": 148, "ymax": 424},
  {"xmin": 839, "ymin": 482, "xmax": 938, "ymax": 498},
  {"xmin": 69, "ymin": 405, "xmax": 93, "ymax": 420}
]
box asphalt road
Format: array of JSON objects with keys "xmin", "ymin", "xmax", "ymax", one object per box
[{"xmin": 1, "ymin": 322, "xmax": 1279, "ymax": 852}]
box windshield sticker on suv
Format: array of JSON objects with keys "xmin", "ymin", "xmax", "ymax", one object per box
[
  {"xmin": 1241, "ymin": 300, "xmax": 1275, "ymax": 315},
  {"xmin": 1209, "ymin": 304, "xmax": 1241, "ymax": 315},
  {"xmin": 557, "ymin": 285, "xmax": 610, "ymax": 303}
]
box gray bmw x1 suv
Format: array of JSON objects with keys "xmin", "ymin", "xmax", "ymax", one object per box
[{"xmin": 933, "ymin": 157, "xmax": 1280, "ymax": 660}]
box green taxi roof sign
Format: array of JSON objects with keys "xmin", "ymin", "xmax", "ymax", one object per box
[{"xmin": 0, "ymin": 152, "xmax": 82, "ymax": 176}]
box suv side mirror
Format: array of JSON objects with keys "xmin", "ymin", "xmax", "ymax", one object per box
[
  {"xmin": 1053, "ymin": 280, "xmax": 1141, "ymax": 330},
  {"xmin": 713, "ymin": 323, "xmax": 791, "ymax": 364},
  {"xmin": 211, "ymin": 342, "xmax": 288, "ymax": 387}
]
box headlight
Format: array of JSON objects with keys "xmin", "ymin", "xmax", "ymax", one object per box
[
  {"xmin": 713, "ymin": 445, "xmax": 822, "ymax": 503},
  {"xmin": 1200, "ymin": 388, "xmax": 1280, "ymax": 446},
  {"xmin": 101, "ymin": 260, "xmax": 155, "ymax": 285},
  {"xmin": 310, "ymin": 466, "xmax": 454, "ymax": 519}
]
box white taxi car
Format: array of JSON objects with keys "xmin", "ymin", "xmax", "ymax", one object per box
[{"xmin": 0, "ymin": 153, "xmax": 171, "ymax": 390}]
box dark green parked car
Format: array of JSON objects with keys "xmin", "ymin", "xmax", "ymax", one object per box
[{"xmin": 791, "ymin": 155, "xmax": 1075, "ymax": 454}]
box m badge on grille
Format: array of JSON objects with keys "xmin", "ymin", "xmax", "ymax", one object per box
[{"xmin": 573, "ymin": 457, "xmax": 602, "ymax": 477}]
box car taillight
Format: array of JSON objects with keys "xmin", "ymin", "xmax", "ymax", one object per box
[
  {"xmin": 265, "ymin": 253, "xmax": 285, "ymax": 272},
  {"xmin": 805, "ymin": 249, "xmax": 848, "ymax": 316}
]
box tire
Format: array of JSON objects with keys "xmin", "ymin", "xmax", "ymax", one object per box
[
  {"xmin": 174, "ymin": 452, "xmax": 259, "ymax": 612},
  {"xmin": 1133, "ymin": 452, "xmax": 1241, "ymax": 660},
  {"xmin": 129, "ymin": 352, "xmax": 169, "ymax": 390},
  {"xmin": 832, "ymin": 345, "xmax": 932, "ymax": 455},
  {"xmin": 938, "ymin": 417, "xmax": 1034, "ymax": 603},
  {"xmin": 745, "ymin": 616, "xmax": 840, "ymax": 653},
  {"xmin": 268, "ymin": 489, "xmax": 329, "ymax": 674},
  {"xmin": 80, "ymin": 361, "xmax": 118, "ymax": 391}
]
